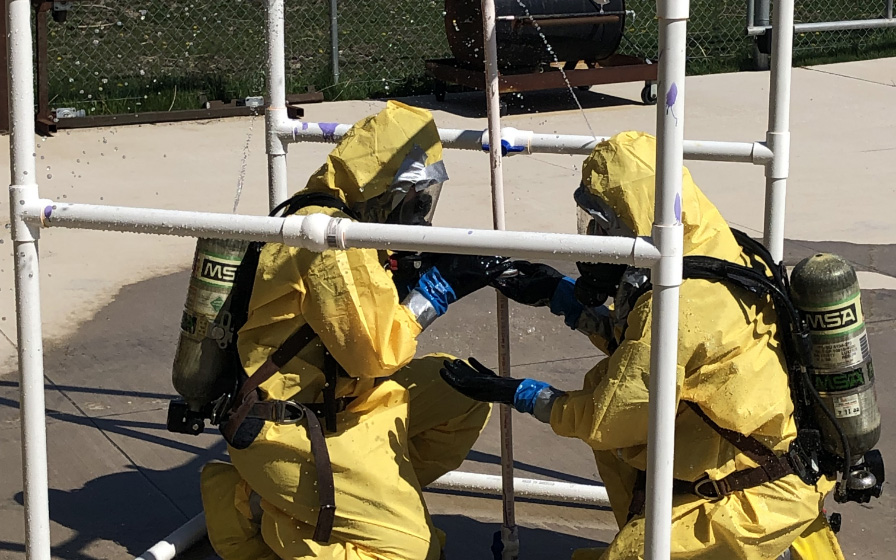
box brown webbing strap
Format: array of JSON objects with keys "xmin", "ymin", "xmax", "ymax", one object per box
[
  {"xmin": 684, "ymin": 401, "xmax": 792, "ymax": 481},
  {"xmin": 220, "ymin": 323, "xmax": 317, "ymax": 442},
  {"xmin": 297, "ymin": 403, "xmax": 337, "ymax": 543},
  {"xmin": 321, "ymin": 354, "xmax": 341, "ymax": 433},
  {"xmin": 627, "ymin": 470, "xmax": 647, "ymax": 522},
  {"xmin": 627, "ymin": 402, "xmax": 796, "ymax": 517}
]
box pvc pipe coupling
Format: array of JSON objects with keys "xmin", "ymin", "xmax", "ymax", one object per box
[{"xmin": 481, "ymin": 127, "xmax": 534, "ymax": 157}]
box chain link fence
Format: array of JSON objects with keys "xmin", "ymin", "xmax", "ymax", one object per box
[{"xmin": 45, "ymin": 0, "xmax": 896, "ymax": 116}]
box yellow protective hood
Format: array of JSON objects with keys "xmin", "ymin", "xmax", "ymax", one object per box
[
  {"xmin": 302, "ymin": 101, "xmax": 445, "ymax": 223},
  {"xmin": 581, "ymin": 131, "xmax": 739, "ymax": 260}
]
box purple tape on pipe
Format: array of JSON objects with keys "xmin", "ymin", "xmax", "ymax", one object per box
[{"xmin": 319, "ymin": 122, "xmax": 338, "ymax": 142}]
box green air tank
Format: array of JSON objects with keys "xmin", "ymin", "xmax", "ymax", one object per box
[
  {"xmin": 171, "ymin": 238, "xmax": 248, "ymax": 410},
  {"xmin": 790, "ymin": 253, "xmax": 881, "ymax": 460}
]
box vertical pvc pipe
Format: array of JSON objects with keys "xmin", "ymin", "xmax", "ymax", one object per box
[
  {"xmin": 480, "ymin": 1, "xmax": 518, "ymax": 558},
  {"xmin": 330, "ymin": 0, "xmax": 340, "ymax": 84},
  {"xmin": 8, "ymin": 1, "xmax": 51, "ymax": 559},
  {"xmin": 763, "ymin": 0, "xmax": 794, "ymax": 261},
  {"xmin": 644, "ymin": 2, "xmax": 687, "ymax": 560},
  {"xmin": 266, "ymin": 0, "xmax": 289, "ymax": 210}
]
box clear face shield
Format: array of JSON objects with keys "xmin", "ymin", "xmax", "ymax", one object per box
[
  {"xmin": 572, "ymin": 185, "xmax": 632, "ymax": 306},
  {"xmin": 356, "ymin": 145, "xmax": 448, "ymax": 225},
  {"xmin": 573, "ymin": 185, "xmax": 633, "ymax": 237}
]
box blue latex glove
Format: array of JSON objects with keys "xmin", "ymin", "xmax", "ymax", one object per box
[
  {"xmin": 513, "ymin": 379, "xmax": 553, "ymax": 414},
  {"xmin": 549, "ymin": 276, "xmax": 584, "ymax": 329},
  {"xmin": 412, "ymin": 254, "xmax": 511, "ymax": 316},
  {"xmin": 413, "ymin": 266, "xmax": 457, "ymax": 316},
  {"xmin": 441, "ymin": 359, "xmax": 565, "ymax": 423}
]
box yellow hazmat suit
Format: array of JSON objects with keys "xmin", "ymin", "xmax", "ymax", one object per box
[
  {"xmin": 200, "ymin": 101, "xmax": 490, "ymax": 560},
  {"xmin": 551, "ymin": 132, "xmax": 844, "ymax": 560}
]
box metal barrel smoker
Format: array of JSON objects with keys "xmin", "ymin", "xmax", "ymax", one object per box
[{"xmin": 429, "ymin": 0, "xmax": 658, "ymax": 109}]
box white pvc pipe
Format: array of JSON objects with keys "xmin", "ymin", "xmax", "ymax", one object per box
[
  {"xmin": 644, "ymin": 2, "xmax": 688, "ymax": 560},
  {"xmin": 24, "ymin": 202, "xmax": 661, "ymax": 266},
  {"xmin": 8, "ymin": 0, "xmax": 51, "ymax": 559},
  {"xmin": 478, "ymin": 1, "xmax": 518, "ymax": 557},
  {"xmin": 277, "ymin": 121, "xmax": 773, "ymax": 165},
  {"xmin": 429, "ymin": 471, "xmax": 610, "ymax": 506},
  {"xmin": 134, "ymin": 513, "xmax": 207, "ymax": 560},
  {"xmin": 747, "ymin": 18, "xmax": 896, "ymax": 35},
  {"xmin": 266, "ymin": 0, "xmax": 288, "ymax": 210},
  {"xmin": 763, "ymin": 0, "xmax": 794, "ymax": 261}
]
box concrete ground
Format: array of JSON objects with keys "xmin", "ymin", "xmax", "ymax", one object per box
[{"xmin": 0, "ymin": 57, "xmax": 894, "ymax": 559}]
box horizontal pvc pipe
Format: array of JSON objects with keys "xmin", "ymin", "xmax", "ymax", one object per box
[
  {"xmin": 795, "ymin": 18, "xmax": 896, "ymax": 32},
  {"xmin": 429, "ymin": 471, "xmax": 609, "ymax": 506},
  {"xmin": 276, "ymin": 120, "xmax": 486, "ymax": 151},
  {"xmin": 134, "ymin": 513, "xmax": 206, "ymax": 560},
  {"xmin": 748, "ymin": 18, "xmax": 896, "ymax": 35},
  {"xmin": 274, "ymin": 119, "xmax": 772, "ymax": 165},
  {"xmin": 25, "ymin": 202, "xmax": 660, "ymax": 266}
]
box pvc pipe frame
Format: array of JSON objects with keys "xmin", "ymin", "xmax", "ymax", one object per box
[
  {"xmin": 429, "ymin": 471, "xmax": 610, "ymax": 506},
  {"xmin": 8, "ymin": 4, "xmax": 51, "ymax": 560},
  {"xmin": 272, "ymin": 119, "xmax": 775, "ymax": 165},
  {"xmin": 764, "ymin": 0, "xmax": 794, "ymax": 262},
  {"xmin": 24, "ymin": 202, "xmax": 661, "ymax": 266},
  {"xmin": 134, "ymin": 514, "xmax": 207, "ymax": 560},
  {"xmin": 6, "ymin": 0, "xmax": 800, "ymax": 558},
  {"xmin": 643, "ymin": 3, "xmax": 687, "ymax": 559},
  {"xmin": 748, "ymin": 17, "xmax": 896, "ymax": 36}
]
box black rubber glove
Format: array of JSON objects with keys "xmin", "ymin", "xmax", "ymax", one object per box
[
  {"xmin": 431, "ymin": 253, "xmax": 512, "ymax": 300},
  {"xmin": 492, "ymin": 260, "xmax": 564, "ymax": 307},
  {"xmin": 440, "ymin": 358, "xmax": 521, "ymax": 405}
]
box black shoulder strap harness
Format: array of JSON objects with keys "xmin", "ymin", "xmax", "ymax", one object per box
[
  {"xmin": 217, "ymin": 191, "xmax": 360, "ymax": 543},
  {"xmin": 628, "ymin": 229, "xmax": 849, "ymax": 519}
]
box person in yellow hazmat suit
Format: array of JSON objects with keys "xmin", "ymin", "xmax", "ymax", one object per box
[
  {"xmin": 200, "ymin": 101, "xmax": 508, "ymax": 560},
  {"xmin": 439, "ymin": 131, "xmax": 846, "ymax": 560}
]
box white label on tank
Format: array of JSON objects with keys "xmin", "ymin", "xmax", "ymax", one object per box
[
  {"xmin": 812, "ymin": 333, "xmax": 867, "ymax": 369},
  {"xmin": 833, "ymin": 394, "xmax": 862, "ymax": 419}
]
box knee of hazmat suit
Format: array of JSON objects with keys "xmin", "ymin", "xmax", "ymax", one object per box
[
  {"xmin": 548, "ymin": 131, "xmax": 843, "ymax": 560},
  {"xmin": 200, "ymin": 462, "xmax": 279, "ymax": 560},
  {"xmin": 212, "ymin": 102, "xmax": 467, "ymax": 560}
]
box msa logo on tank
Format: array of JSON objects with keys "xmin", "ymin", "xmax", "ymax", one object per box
[
  {"xmin": 811, "ymin": 363, "xmax": 874, "ymax": 394},
  {"xmin": 195, "ymin": 252, "xmax": 240, "ymax": 286},
  {"xmin": 802, "ymin": 297, "xmax": 863, "ymax": 335}
]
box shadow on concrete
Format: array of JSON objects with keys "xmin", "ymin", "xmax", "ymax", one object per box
[
  {"xmin": 435, "ymin": 514, "xmax": 609, "ymax": 558},
  {"xmin": 465, "ymin": 450, "xmax": 600, "ymax": 487},
  {"xmin": 8, "ymin": 445, "xmax": 225, "ymax": 560}
]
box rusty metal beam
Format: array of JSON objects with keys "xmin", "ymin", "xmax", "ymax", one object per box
[{"xmin": 425, "ymin": 54, "xmax": 657, "ymax": 94}]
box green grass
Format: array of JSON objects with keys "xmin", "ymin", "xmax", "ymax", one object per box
[{"xmin": 45, "ymin": 0, "xmax": 896, "ymax": 116}]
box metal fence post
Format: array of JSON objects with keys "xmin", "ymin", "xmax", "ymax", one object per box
[
  {"xmin": 887, "ymin": 0, "xmax": 894, "ymax": 20},
  {"xmin": 330, "ymin": 0, "xmax": 340, "ymax": 85},
  {"xmin": 753, "ymin": 0, "xmax": 771, "ymax": 70}
]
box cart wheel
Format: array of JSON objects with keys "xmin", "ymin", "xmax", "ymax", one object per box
[
  {"xmin": 434, "ymin": 81, "xmax": 446, "ymax": 102},
  {"xmin": 640, "ymin": 83, "xmax": 658, "ymax": 105}
]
